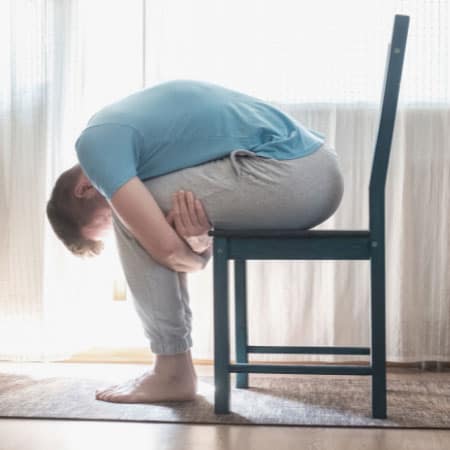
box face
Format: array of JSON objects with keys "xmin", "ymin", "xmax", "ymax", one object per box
[
  {"xmin": 72, "ymin": 167, "xmax": 113, "ymax": 241},
  {"xmin": 82, "ymin": 209, "xmax": 113, "ymax": 240}
]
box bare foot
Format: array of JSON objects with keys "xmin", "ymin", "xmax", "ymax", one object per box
[{"xmin": 95, "ymin": 350, "xmax": 198, "ymax": 404}]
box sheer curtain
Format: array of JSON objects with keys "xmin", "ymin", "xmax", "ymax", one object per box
[{"xmin": 1, "ymin": 0, "xmax": 448, "ymax": 362}]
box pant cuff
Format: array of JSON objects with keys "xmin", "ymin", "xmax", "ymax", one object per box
[{"xmin": 150, "ymin": 335, "xmax": 193, "ymax": 355}]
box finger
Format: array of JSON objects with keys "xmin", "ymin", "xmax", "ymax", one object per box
[
  {"xmin": 195, "ymin": 199, "xmax": 213, "ymax": 228},
  {"xmin": 186, "ymin": 191, "xmax": 200, "ymax": 227},
  {"xmin": 166, "ymin": 209, "xmax": 175, "ymax": 227},
  {"xmin": 177, "ymin": 191, "xmax": 192, "ymax": 229},
  {"xmin": 172, "ymin": 194, "xmax": 186, "ymax": 234}
]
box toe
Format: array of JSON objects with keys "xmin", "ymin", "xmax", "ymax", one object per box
[
  {"xmin": 101, "ymin": 385, "xmax": 141, "ymax": 403},
  {"xmin": 106, "ymin": 393, "xmax": 127, "ymax": 403},
  {"xmin": 97, "ymin": 383, "xmax": 119, "ymax": 393},
  {"xmin": 96, "ymin": 384, "xmax": 120, "ymax": 396},
  {"xmin": 96, "ymin": 388, "xmax": 116, "ymax": 400},
  {"xmin": 99, "ymin": 392, "xmax": 113, "ymax": 402},
  {"xmin": 95, "ymin": 390, "xmax": 108, "ymax": 399}
]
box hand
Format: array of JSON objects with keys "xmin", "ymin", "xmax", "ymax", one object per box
[{"xmin": 166, "ymin": 190, "xmax": 213, "ymax": 253}]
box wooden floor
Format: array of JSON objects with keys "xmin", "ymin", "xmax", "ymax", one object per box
[
  {"xmin": 1, "ymin": 364, "xmax": 449, "ymax": 450},
  {"xmin": 1, "ymin": 418, "xmax": 449, "ymax": 450}
]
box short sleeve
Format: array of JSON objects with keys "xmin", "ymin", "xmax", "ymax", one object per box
[{"xmin": 75, "ymin": 124, "xmax": 141, "ymax": 200}]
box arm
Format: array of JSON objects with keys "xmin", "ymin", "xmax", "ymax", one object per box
[
  {"xmin": 168, "ymin": 239, "xmax": 212, "ymax": 272},
  {"xmin": 198, "ymin": 245, "xmax": 213, "ymax": 265},
  {"xmin": 109, "ymin": 176, "xmax": 207, "ymax": 273}
]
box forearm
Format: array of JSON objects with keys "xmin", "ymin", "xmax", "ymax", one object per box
[{"xmin": 167, "ymin": 239, "xmax": 212, "ymax": 273}]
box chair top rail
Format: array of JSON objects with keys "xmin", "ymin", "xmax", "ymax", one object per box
[{"xmin": 369, "ymin": 15, "xmax": 409, "ymax": 198}]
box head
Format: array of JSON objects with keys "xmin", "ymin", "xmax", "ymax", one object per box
[{"xmin": 46, "ymin": 164, "xmax": 113, "ymax": 258}]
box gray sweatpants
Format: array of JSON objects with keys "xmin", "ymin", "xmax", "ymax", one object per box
[{"xmin": 111, "ymin": 143, "xmax": 344, "ymax": 355}]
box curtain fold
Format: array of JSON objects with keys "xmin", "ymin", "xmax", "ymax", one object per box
[{"xmin": 1, "ymin": 0, "xmax": 448, "ymax": 362}]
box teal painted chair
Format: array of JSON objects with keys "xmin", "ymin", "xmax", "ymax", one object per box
[{"xmin": 208, "ymin": 15, "xmax": 409, "ymax": 419}]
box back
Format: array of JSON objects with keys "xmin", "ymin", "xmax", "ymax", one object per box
[{"xmin": 76, "ymin": 80, "xmax": 325, "ymax": 199}]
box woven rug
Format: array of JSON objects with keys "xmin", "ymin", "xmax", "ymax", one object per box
[{"xmin": 0, "ymin": 362, "xmax": 449, "ymax": 428}]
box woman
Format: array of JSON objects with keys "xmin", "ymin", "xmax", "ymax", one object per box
[{"xmin": 46, "ymin": 79, "xmax": 344, "ymax": 404}]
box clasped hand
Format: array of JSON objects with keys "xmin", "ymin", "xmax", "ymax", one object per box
[{"xmin": 165, "ymin": 190, "xmax": 213, "ymax": 254}]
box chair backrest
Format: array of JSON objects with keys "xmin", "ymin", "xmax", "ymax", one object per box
[{"xmin": 369, "ymin": 14, "xmax": 409, "ymax": 231}]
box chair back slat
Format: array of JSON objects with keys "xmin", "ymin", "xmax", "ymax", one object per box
[{"xmin": 369, "ymin": 15, "xmax": 409, "ymax": 206}]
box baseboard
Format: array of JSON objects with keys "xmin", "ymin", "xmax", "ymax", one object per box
[{"xmin": 62, "ymin": 347, "xmax": 450, "ymax": 369}]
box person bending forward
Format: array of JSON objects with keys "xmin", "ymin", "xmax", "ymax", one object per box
[{"xmin": 46, "ymin": 79, "xmax": 344, "ymax": 403}]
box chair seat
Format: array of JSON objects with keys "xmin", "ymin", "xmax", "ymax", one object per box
[{"xmin": 208, "ymin": 228, "xmax": 371, "ymax": 239}]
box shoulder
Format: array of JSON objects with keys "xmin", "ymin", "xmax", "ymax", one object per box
[{"xmin": 75, "ymin": 123, "xmax": 143, "ymax": 154}]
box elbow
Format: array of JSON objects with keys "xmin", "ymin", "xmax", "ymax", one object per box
[
  {"xmin": 165, "ymin": 243, "xmax": 206, "ymax": 273},
  {"xmin": 164, "ymin": 242, "xmax": 184, "ymax": 272},
  {"xmin": 138, "ymin": 240, "xmax": 178, "ymax": 271},
  {"xmin": 165, "ymin": 246, "xmax": 195, "ymax": 273},
  {"xmin": 165, "ymin": 249, "xmax": 180, "ymax": 272}
]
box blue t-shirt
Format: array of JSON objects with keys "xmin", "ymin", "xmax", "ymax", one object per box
[{"xmin": 75, "ymin": 79, "xmax": 325, "ymax": 200}]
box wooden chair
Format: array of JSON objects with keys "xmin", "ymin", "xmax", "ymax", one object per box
[{"xmin": 208, "ymin": 14, "xmax": 409, "ymax": 419}]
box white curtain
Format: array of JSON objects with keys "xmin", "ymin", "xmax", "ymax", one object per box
[{"xmin": 1, "ymin": 0, "xmax": 448, "ymax": 363}]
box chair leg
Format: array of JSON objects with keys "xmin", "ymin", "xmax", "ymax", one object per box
[
  {"xmin": 213, "ymin": 238, "xmax": 231, "ymax": 414},
  {"xmin": 235, "ymin": 259, "xmax": 249, "ymax": 388},
  {"xmin": 370, "ymin": 239, "xmax": 387, "ymax": 419}
]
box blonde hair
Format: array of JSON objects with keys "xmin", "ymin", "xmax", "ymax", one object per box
[{"xmin": 46, "ymin": 166, "xmax": 105, "ymax": 258}]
